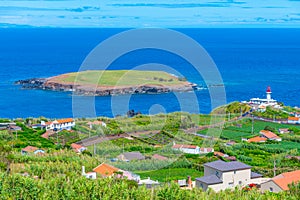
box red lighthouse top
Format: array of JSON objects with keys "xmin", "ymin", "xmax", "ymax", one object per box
[{"xmin": 266, "ymin": 86, "xmax": 271, "ymax": 93}]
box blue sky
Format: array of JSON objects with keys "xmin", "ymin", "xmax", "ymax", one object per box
[{"xmin": 0, "ymin": 0, "xmax": 300, "ymax": 28}]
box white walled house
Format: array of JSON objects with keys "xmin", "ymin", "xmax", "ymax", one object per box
[
  {"xmin": 172, "ymin": 144, "xmax": 200, "ymax": 154},
  {"xmin": 42, "ymin": 118, "xmax": 75, "ymax": 131},
  {"xmin": 81, "ymin": 166, "xmax": 97, "ymax": 180},
  {"xmin": 200, "ymin": 148, "xmax": 214, "ymax": 154},
  {"xmin": 195, "ymin": 160, "xmax": 268, "ymax": 192}
]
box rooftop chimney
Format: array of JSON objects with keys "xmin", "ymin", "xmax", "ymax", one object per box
[{"xmin": 187, "ymin": 176, "xmax": 192, "ymax": 188}]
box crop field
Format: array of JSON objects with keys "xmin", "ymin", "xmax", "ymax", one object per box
[
  {"xmin": 50, "ymin": 70, "xmax": 186, "ymax": 86},
  {"xmin": 136, "ymin": 168, "xmax": 204, "ymax": 182},
  {"xmin": 199, "ymin": 118, "xmax": 300, "ymax": 141}
]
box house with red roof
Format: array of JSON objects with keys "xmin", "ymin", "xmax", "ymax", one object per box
[
  {"xmin": 288, "ymin": 117, "xmax": 300, "ymax": 124},
  {"xmin": 41, "ymin": 118, "xmax": 75, "ymax": 131},
  {"xmin": 260, "ymin": 130, "xmax": 282, "ymax": 142},
  {"xmin": 92, "ymin": 163, "xmax": 140, "ymax": 181},
  {"xmin": 247, "ymin": 136, "xmax": 267, "ymax": 143},
  {"xmin": 260, "ymin": 170, "xmax": 300, "ymax": 193},
  {"xmin": 21, "ymin": 146, "xmax": 45, "ymax": 155},
  {"xmin": 71, "ymin": 143, "xmax": 87, "ymax": 153},
  {"xmin": 214, "ymin": 151, "xmax": 228, "ymax": 158},
  {"xmin": 152, "ymin": 154, "xmax": 168, "ymax": 161}
]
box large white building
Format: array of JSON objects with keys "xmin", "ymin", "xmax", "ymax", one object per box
[
  {"xmin": 195, "ymin": 160, "xmax": 269, "ymax": 192},
  {"xmin": 41, "ymin": 118, "xmax": 75, "ymax": 131}
]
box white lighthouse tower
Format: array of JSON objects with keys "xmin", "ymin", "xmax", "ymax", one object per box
[{"xmin": 266, "ymin": 86, "xmax": 272, "ymax": 103}]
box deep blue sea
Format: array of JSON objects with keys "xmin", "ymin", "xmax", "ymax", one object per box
[{"xmin": 0, "ymin": 28, "xmax": 300, "ymax": 118}]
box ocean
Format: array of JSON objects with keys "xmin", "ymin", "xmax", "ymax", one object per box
[{"xmin": 0, "ymin": 28, "xmax": 300, "ymax": 118}]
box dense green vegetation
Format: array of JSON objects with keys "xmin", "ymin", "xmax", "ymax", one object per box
[
  {"xmin": 211, "ymin": 102, "xmax": 251, "ymax": 115},
  {"xmin": 0, "ymin": 104, "xmax": 299, "ymax": 199},
  {"xmin": 253, "ymin": 106, "xmax": 289, "ymax": 119},
  {"xmin": 137, "ymin": 168, "xmax": 203, "ymax": 182},
  {"xmin": 0, "ymin": 172, "xmax": 299, "ymax": 199}
]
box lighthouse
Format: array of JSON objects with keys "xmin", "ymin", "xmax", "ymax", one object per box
[{"xmin": 266, "ymin": 86, "xmax": 272, "ymax": 102}]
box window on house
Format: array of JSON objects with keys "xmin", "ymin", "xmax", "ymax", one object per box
[
  {"xmin": 200, "ymin": 183, "xmax": 203, "ymax": 188},
  {"xmin": 270, "ymin": 187, "xmax": 273, "ymax": 192},
  {"xmin": 228, "ymin": 182, "xmax": 234, "ymax": 187},
  {"xmin": 215, "ymin": 171, "xmax": 219, "ymax": 178},
  {"xmin": 239, "ymin": 181, "xmax": 242, "ymax": 185},
  {"xmin": 234, "ymin": 171, "xmax": 236, "ymax": 174}
]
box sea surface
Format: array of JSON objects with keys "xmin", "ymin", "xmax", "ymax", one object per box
[{"xmin": 0, "ymin": 28, "xmax": 300, "ymax": 118}]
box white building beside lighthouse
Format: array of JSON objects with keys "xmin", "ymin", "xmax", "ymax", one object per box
[
  {"xmin": 248, "ymin": 86, "xmax": 278, "ymax": 106},
  {"xmin": 242, "ymin": 86, "xmax": 281, "ymax": 111}
]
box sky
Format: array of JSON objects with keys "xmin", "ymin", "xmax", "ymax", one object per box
[{"xmin": 0, "ymin": 0, "xmax": 299, "ymax": 28}]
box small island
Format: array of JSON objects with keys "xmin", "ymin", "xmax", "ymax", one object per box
[{"xmin": 15, "ymin": 70, "xmax": 197, "ymax": 96}]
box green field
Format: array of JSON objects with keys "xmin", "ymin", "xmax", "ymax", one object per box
[
  {"xmin": 136, "ymin": 168, "xmax": 203, "ymax": 182},
  {"xmin": 198, "ymin": 118, "xmax": 300, "ymax": 141},
  {"xmin": 50, "ymin": 70, "xmax": 186, "ymax": 86}
]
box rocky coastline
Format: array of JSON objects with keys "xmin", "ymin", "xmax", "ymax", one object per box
[{"xmin": 15, "ymin": 78, "xmax": 197, "ymax": 96}]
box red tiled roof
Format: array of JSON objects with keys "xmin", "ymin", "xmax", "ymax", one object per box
[
  {"xmin": 93, "ymin": 163, "xmax": 119, "ymax": 177},
  {"xmin": 272, "ymin": 170, "xmax": 300, "ymax": 190},
  {"xmin": 53, "ymin": 118, "xmax": 74, "ymax": 124},
  {"xmin": 260, "ymin": 130, "xmax": 280, "ymax": 139},
  {"xmin": 172, "ymin": 144, "xmax": 198, "ymax": 149},
  {"xmin": 71, "ymin": 143, "xmax": 84, "ymax": 150},
  {"xmin": 214, "ymin": 151, "xmax": 225, "ymax": 157},
  {"xmin": 247, "ymin": 136, "xmax": 267, "ymax": 143},
  {"xmin": 288, "ymin": 117, "xmax": 299, "ymax": 121},
  {"xmin": 152, "ymin": 154, "xmax": 168, "ymax": 161},
  {"xmin": 22, "ymin": 146, "xmax": 38, "ymax": 153}
]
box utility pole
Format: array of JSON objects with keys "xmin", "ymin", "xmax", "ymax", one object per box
[
  {"xmin": 93, "ymin": 143, "xmax": 96, "ymax": 156},
  {"xmin": 251, "ymin": 116, "xmax": 254, "ymax": 134},
  {"xmin": 273, "ymin": 157, "xmax": 276, "ymax": 177},
  {"xmin": 56, "ymin": 131, "xmax": 58, "ymax": 144}
]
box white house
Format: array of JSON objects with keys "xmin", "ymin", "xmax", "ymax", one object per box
[
  {"xmin": 138, "ymin": 177, "xmax": 160, "ymax": 188},
  {"xmin": 71, "ymin": 143, "xmax": 87, "ymax": 153},
  {"xmin": 172, "ymin": 144, "xmax": 200, "ymax": 154},
  {"xmin": 278, "ymin": 128, "xmax": 290, "ymax": 134},
  {"xmin": 195, "ymin": 160, "xmax": 268, "ymax": 192},
  {"xmin": 81, "ymin": 166, "xmax": 97, "ymax": 179},
  {"xmin": 42, "ymin": 118, "xmax": 75, "ymax": 131},
  {"xmin": 200, "ymin": 147, "xmax": 214, "ymax": 154}
]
